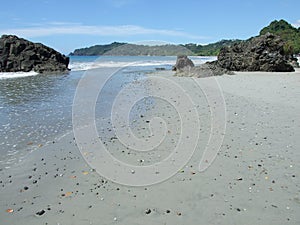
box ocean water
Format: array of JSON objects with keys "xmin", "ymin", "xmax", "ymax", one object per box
[{"xmin": 0, "ymin": 56, "xmax": 215, "ymax": 167}]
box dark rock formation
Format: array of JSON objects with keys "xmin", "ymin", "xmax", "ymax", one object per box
[
  {"xmin": 174, "ymin": 33, "xmax": 297, "ymax": 78},
  {"xmin": 195, "ymin": 61, "xmax": 233, "ymax": 77},
  {"xmin": 174, "ymin": 55, "xmax": 233, "ymax": 77},
  {"xmin": 217, "ymin": 33, "xmax": 295, "ymax": 72},
  {"xmin": 0, "ymin": 35, "xmax": 69, "ymax": 73},
  {"xmin": 172, "ymin": 55, "xmax": 194, "ymax": 71},
  {"xmin": 175, "ymin": 60, "xmax": 233, "ymax": 78}
]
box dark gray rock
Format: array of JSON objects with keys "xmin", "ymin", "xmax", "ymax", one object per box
[
  {"xmin": 0, "ymin": 35, "xmax": 69, "ymax": 73},
  {"xmin": 217, "ymin": 33, "xmax": 295, "ymax": 72},
  {"xmin": 175, "ymin": 60, "xmax": 233, "ymax": 78},
  {"xmin": 195, "ymin": 61, "xmax": 233, "ymax": 77},
  {"xmin": 172, "ymin": 55, "xmax": 194, "ymax": 71},
  {"xmin": 173, "ymin": 54, "xmax": 233, "ymax": 77}
]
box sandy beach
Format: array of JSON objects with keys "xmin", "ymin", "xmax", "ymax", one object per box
[{"xmin": 1, "ymin": 68, "xmax": 300, "ymax": 225}]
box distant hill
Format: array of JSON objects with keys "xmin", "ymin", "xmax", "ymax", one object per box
[
  {"xmin": 260, "ymin": 19, "xmax": 300, "ymax": 54},
  {"xmin": 70, "ymin": 42, "xmax": 126, "ymax": 56},
  {"xmin": 69, "ymin": 40, "xmax": 240, "ymax": 56},
  {"xmin": 182, "ymin": 39, "xmax": 242, "ymax": 56},
  {"xmin": 102, "ymin": 43, "xmax": 194, "ymax": 56},
  {"xmin": 70, "ymin": 43, "xmax": 194, "ymax": 56},
  {"xmin": 70, "ymin": 19, "xmax": 300, "ymax": 56}
]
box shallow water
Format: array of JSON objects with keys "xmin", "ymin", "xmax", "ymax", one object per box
[
  {"xmin": 0, "ymin": 72, "xmax": 82, "ymax": 166},
  {"xmin": 0, "ymin": 56, "xmax": 215, "ymax": 167},
  {"xmin": 0, "ymin": 57, "xmax": 166, "ymax": 167}
]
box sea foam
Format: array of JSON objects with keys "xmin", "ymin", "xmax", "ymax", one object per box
[
  {"xmin": 0, "ymin": 56, "xmax": 217, "ymax": 78},
  {"xmin": 69, "ymin": 56, "xmax": 217, "ymax": 72},
  {"xmin": 0, "ymin": 71, "xmax": 38, "ymax": 80}
]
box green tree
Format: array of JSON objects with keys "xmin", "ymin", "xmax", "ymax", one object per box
[{"xmin": 260, "ymin": 19, "xmax": 300, "ymax": 54}]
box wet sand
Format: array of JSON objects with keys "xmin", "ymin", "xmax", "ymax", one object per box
[{"xmin": 1, "ymin": 69, "xmax": 300, "ymax": 225}]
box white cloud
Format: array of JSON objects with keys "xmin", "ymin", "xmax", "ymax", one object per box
[
  {"xmin": 292, "ymin": 20, "xmax": 300, "ymax": 28},
  {"xmin": 0, "ymin": 23, "xmax": 205, "ymax": 40}
]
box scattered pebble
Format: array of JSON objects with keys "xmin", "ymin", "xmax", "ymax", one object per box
[
  {"xmin": 145, "ymin": 208, "xmax": 151, "ymax": 214},
  {"xmin": 64, "ymin": 192, "xmax": 72, "ymax": 197},
  {"xmin": 36, "ymin": 209, "xmax": 46, "ymax": 216},
  {"xmin": 6, "ymin": 208, "xmax": 14, "ymax": 213}
]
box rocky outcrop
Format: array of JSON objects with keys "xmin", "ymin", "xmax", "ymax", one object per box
[
  {"xmin": 0, "ymin": 35, "xmax": 69, "ymax": 73},
  {"xmin": 172, "ymin": 55, "xmax": 194, "ymax": 71},
  {"xmin": 174, "ymin": 33, "xmax": 297, "ymax": 78},
  {"xmin": 217, "ymin": 33, "xmax": 295, "ymax": 72},
  {"xmin": 175, "ymin": 60, "xmax": 233, "ymax": 78},
  {"xmin": 173, "ymin": 55, "xmax": 233, "ymax": 77}
]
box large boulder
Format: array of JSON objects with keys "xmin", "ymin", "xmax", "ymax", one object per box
[
  {"xmin": 172, "ymin": 55, "xmax": 194, "ymax": 71},
  {"xmin": 0, "ymin": 35, "xmax": 69, "ymax": 73},
  {"xmin": 217, "ymin": 33, "xmax": 294, "ymax": 72},
  {"xmin": 173, "ymin": 55, "xmax": 233, "ymax": 77},
  {"xmin": 175, "ymin": 60, "xmax": 233, "ymax": 78}
]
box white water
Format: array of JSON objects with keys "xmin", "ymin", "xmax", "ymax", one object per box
[
  {"xmin": 69, "ymin": 56, "xmax": 217, "ymax": 71},
  {"xmin": 0, "ymin": 71, "xmax": 38, "ymax": 80},
  {"xmin": 69, "ymin": 60, "xmax": 174, "ymax": 71},
  {"xmin": 0, "ymin": 56, "xmax": 217, "ymax": 79}
]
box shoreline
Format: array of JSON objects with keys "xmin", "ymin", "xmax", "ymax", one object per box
[{"xmin": 1, "ymin": 69, "xmax": 300, "ymax": 224}]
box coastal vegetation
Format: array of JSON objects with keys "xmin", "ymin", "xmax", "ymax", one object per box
[
  {"xmin": 69, "ymin": 40, "xmax": 241, "ymax": 56},
  {"xmin": 260, "ymin": 19, "xmax": 300, "ymax": 55},
  {"xmin": 70, "ymin": 42, "xmax": 126, "ymax": 56},
  {"xmin": 182, "ymin": 40, "xmax": 241, "ymax": 56}
]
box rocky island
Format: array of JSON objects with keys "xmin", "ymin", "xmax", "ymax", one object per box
[{"xmin": 0, "ymin": 35, "xmax": 69, "ymax": 74}]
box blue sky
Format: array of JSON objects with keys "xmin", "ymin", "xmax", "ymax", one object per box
[{"xmin": 0, "ymin": 0, "xmax": 299, "ymax": 54}]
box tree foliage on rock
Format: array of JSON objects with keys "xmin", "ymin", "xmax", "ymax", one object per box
[{"xmin": 260, "ymin": 19, "xmax": 300, "ymax": 54}]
